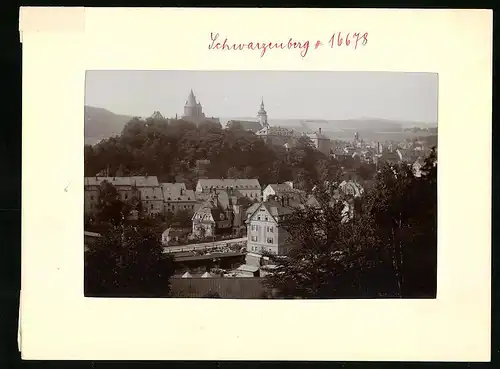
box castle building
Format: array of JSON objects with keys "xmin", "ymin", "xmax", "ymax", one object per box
[
  {"xmin": 181, "ymin": 89, "xmax": 221, "ymax": 127},
  {"xmin": 255, "ymin": 98, "xmax": 298, "ymax": 147},
  {"xmin": 306, "ymin": 127, "xmax": 332, "ymax": 156}
]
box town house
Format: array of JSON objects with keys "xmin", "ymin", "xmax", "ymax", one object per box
[
  {"xmin": 262, "ymin": 181, "xmax": 305, "ymax": 202},
  {"xmin": 161, "ymin": 183, "xmax": 198, "ymax": 214},
  {"xmin": 245, "ymin": 198, "xmax": 297, "ymax": 256},
  {"xmin": 195, "ymin": 178, "xmax": 262, "ymax": 201},
  {"xmin": 84, "ymin": 176, "xmax": 158, "ymax": 216}
]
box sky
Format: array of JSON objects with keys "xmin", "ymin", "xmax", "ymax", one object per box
[{"xmin": 85, "ymin": 71, "xmax": 438, "ymax": 123}]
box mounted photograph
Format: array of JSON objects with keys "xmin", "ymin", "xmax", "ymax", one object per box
[{"xmin": 84, "ymin": 70, "xmax": 438, "ymax": 299}]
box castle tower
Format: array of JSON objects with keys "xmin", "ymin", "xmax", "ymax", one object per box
[
  {"xmin": 257, "ymin": 97, "xmax": 268, "ymax": 128},
  {"xmin": 184, "ymin": 89, "xmax": 204, "ymax": 118}
]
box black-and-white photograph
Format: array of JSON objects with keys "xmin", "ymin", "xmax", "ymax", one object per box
[{"xmin": 84, "ymin": 71, "xmax": 437, "ymax": 299}]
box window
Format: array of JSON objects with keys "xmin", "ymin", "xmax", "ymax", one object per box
[
  {"xmin": 146, "ymin": 196, "xmax": 149, "ymax": 199},
  {"xmin": 267, "ymin": 237, "xmax": 273, "ymax": 244},
  {"xmin": 257, "ymin": 216, "xmax": 261, "ymax": 220},
  {"xmin": 125, "ymin": 194, "xmax": 128, "ymax": 199},
  {"xmin": 178, "ymin": 197, "xmax": 181, "ymax": 200},
  {"xmin": 154, "ymin": 195, "xmax": 156, "ymax": 199},
  {"xmin": 90, "ymin": 196, "xmax": 94, "ymax": 200},
  {"xmin": 188, "ymin": 197, "xmax": 191, "ymax": 200},
  {"xmin": 265, "ymin": 216, "xmax": 268, "ymax": 221},
  {"xmin": 168, "ymin": 197, "xmax": 171, "ymax": 200},
  {"xmin": 150, "ymin": 204, "xmax": 154, "ymax": 209},
  {"xmin": 251, "ymin": 236, "xmax": 257, "ymax": 242},
  {"xmin": 267, "ymin": 226, "xmax": 274, "ymax": 233}
]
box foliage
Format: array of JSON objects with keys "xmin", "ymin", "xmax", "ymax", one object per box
[
  {"xmin": 84, "ymin": 225, "xmax": 175, "ymax": 297},
  {"xmin": 95, "ymin": 181, "xmax": 129, "ymax": 226},
  {"xmin": 367, "ymin": 147, "xmax": 437, "ymax": 297},
  {"xmin": 263, "ymin": 149, "xmax": 437, "ymax": 298},
  {"xmin": 262, "ymin": 180, "xmax": 390, "ymax": 298},
  {"xmin": 84, "ymin": 118, "xmax": 342, "ymax": 191},
  {"xmin": 169, "ymin": 209, "xmax": 193, "ymax": 229}
]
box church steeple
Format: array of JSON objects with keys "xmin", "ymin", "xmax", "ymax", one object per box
[{"xmin": 257, "ymin": 97, "xmax": 268, "ymax": 127}]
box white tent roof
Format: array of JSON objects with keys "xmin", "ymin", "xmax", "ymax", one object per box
[
  {"xmin": 181, "ymin": 271, "xmax": 192, "ymax": 278},
  {"xmin": 201, "ymin": 272, "xmax": 212, "ymax": 278}
]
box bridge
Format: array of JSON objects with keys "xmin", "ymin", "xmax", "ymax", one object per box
[{"xmin": 162, "ymin": 237, "xmax": 247, "ymax": 254}]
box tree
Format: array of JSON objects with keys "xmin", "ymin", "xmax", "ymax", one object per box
[
  {"xmin": 356, "ymin": 163, "xmax": 376, "ymax": 180},
  {"xmin": 84, "ymin": 225, "xmax": 175, "ymax": 297},
  {"xmin": 96, "ymin": 181, "xmax": 129, "ymax": 226},
  {"xmin": 367, "ymin": 148, "xmax": 437, "ymax": 297},
  {"xmin": 171, "ymin": 209, "xmax": 193, "ymax": 229},
  {"xmin": 262, "ymin": 181, "xmax": 390, "ymax": 299},
  {"xmin": 263, "ymin": 149, "xmax": 437, "ymax": 299}
]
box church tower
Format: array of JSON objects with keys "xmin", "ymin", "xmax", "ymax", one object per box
[{"xmin": 257, "ymin": 97, "xmax": 268, "ymax": 128}]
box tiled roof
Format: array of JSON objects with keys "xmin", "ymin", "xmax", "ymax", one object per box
[
  {"xmin": 138, "ymin": 186, "xmax": 164, "ymax": 201},
  {"xmin": 256, "ymin": 126, "xmax": 295, "ymax": 136},
  {"xmin": 247, "ymin": 199, "xmax": 296, "ymax": 223},
  {"xmin": 161, "ymin": 183, "xmax": 196, "ymax": 202},
  {"xmin": 237, "ymin": 264, "xmax": 260, "ymax": 273},
  {"xmin": 84, "ymin": 176, "xmax": 159, "ymax": 187},
  {"xmin": 197, "ymin": 178, "xmax": 261, "ymax": 190},
  {"xmin": 267, "ymin": 183, "xmax": 304, "ymax": 194},
  {"xmin": 245, "ymin": 202, "xmax": 261, "ymax": 215},
  {"xmin": 227, "ymin": 120, "xmax": 263, "ymax": 132}
]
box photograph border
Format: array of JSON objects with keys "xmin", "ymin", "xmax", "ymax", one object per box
[{"xmin": 19, "ymin": 7, "xmax": 492, "ymax": 361}]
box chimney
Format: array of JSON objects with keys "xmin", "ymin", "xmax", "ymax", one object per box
[{"xmin": 319, "ymin": 128, "xmax": 322, "ymax": 134}]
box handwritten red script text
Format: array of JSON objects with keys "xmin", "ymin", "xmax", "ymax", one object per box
[{"xmin": 208, "ymin": 32, "xmax": 369, "ymax": 58}]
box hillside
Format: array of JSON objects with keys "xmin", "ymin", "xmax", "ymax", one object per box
[
  {"xmin": 86, "ymin": 108, "xmax": 437, "ymax": 146},
  {"xmin": 84, "ymin": 106, "xmax": 134, "ymax": 145},
  {"xmin": 222, "ymin": 117, "xmax": 436, "ymax": 142}
]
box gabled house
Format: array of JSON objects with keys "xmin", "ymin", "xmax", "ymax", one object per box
[
  {"xmin": 262, "ymin": 182, "xmax": 306, "ymax": 202},
  {"xmin": 245, "ymin": 198, "xmax": 298, "ymax": 256},
  {"xmin": 191, "ymin": 192, "xmax": 237, "ymax": 238}
]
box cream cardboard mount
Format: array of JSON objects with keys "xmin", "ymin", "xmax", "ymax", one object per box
[{"xmin": 18, "ymin": 7, "xmax": 492, "ymax": 361}]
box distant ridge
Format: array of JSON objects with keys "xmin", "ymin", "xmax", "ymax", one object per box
[
  {"xmin": 85, "ymin": 107, "xmax": 437, "ymax": 145},
  {"xmin": 85, "ymin": 105, "xmax": 134, "ymax": 145}
]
